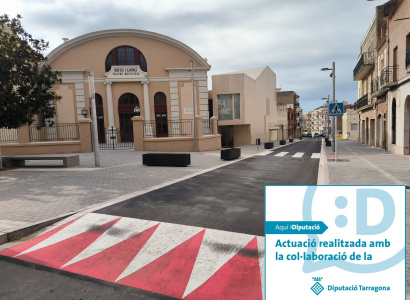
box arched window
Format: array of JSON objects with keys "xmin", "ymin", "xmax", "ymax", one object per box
[
  {"xmin": 392, "ymin": 98, "xmax": 396, "ymax": 145},
  {"xmin": 105, "ymin": 46, "xmax": 147, "ymax": 72},
  {"xmin": 119, "ymin": 93, "xmax": 139, "ymax": 106}
]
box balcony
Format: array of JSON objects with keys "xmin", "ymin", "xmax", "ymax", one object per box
[
  {"xmin": 353, "ymin": 52, "xmax": 375, "ymax": 81},
  {"xmin": 356, "ymin": 94, "xmax": 369, "ymax": 110},
  {"xmin": 379, "ymin": 66, "xmax": 398, "ymax": 89}
]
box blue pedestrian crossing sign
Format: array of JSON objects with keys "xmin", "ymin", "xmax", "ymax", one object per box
[{"xmin": 329, "ymin": 103, "xmax": 343, "ymax": 116}]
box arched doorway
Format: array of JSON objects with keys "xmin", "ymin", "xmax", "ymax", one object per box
[
  {"xmin": 377, "ymin": 114, "xmax": 382, "ymax": 148},
  {"xmin": 404, "ymin": 96, "xmax": 410, "ymax": 155},
  {"xmin": 154, "ymin": 92, "xmax": 168, "ymax": 137},
  {"xmin": 118, "ymin": 93, "xmax": 139, "ymax": 142},
  {"xmin": 392, "ymin": 98, "xmax": 396, "ymax": 145},
  {"xmin": 90, "ymin": 93, "xmax": 105, "ymax": 143},
  {"xmin": 366, "ymin": 117, "xmax": 369, "ymax": 145}
]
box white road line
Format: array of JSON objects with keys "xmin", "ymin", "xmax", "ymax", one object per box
[
  {"xmin": 274, "ymin": 152, "xmax": 288, "ymax": 157},
  {"xmin": 182, "ymin": 228, "xmax": 255, "ymax": 298},
  {"xmin": 311, "ymin": 153, "xmax": 321, "ymax": 159},
  {"xmin": 115, "ymin": 222, "xmax": 204, "ymax": 282},
  {"xmin": 62, "ymin": 217, "xmax": 159, "ymax": 268},
  {"xmin": 256, "ymin": 151, "xmax": 272, "ymax": 156},
  {"xmin": 292, "ymin": 152, "xmax": 304, "ymax": 158},
  {"xmin": 16, "ymin": 213, "xmax": 119, "ymax": 256}
]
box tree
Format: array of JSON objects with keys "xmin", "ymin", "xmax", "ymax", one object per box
[{"xmin": 0, "ymin": 14, "xmax": 61, "ymax": 168}]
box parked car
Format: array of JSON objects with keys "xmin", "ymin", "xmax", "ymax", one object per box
[
  {"xmin": 314, "ymin": 133, "xmax": 319, "ymax": 138},
  {"xmin": 307, "ymin": 133, "xmax": 312, "ymax": 138}
]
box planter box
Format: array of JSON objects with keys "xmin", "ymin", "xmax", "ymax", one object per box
[
  {"xmin": 280, "ymin": 140, "xmax": 286, "ymax": 145},
  {"xmin": 264, "ymin": 142, "xmax": 274, "ymax": 149},
  {"xmin": 289, "ymin": 139, "xmax": 294, "ymax": 143},
  {"xmin": 143, "ymin": 153, "xmax": 190, "ymax": 167},
  {"xmin": 221, "ymin": 148, "xmax": 241, "ymax": 160}
]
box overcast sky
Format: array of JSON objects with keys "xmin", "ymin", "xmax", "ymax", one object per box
[{"xmin": 3, "ymin": 0, "xmax": 382, "ymax": 113}]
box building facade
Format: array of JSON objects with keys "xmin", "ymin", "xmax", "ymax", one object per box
[
  {"xmin": 211, "ymin": 67, "xmax": 277, "ymax": 147},
  {"xmin": 276, "ymin": 91, "xmax": 301, "ymax": 139},
  {"xmin": 46, "ymin": 29, "xmax": 213, "ymax": 149},
  {"xmin": 342, "ymin": 105, "xmax": 360, "ymax": 141},
  {"xmin": 354, "ymin": 0, "xmax": 410, "ymax": 154}
]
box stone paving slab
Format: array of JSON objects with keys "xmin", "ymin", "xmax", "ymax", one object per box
[
  {"xmin": 324, "ymin": 140, "xmax": 410, "ymax": 294},
  {"xmin": 0, "ymin": 144, "xmax": 292, "ymax": 241}
]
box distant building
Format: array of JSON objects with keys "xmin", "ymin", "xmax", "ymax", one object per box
[
  {"xmin": 342, "ymin": 105, "xmax": 360, "ymax": 141},
  {"xmin": 276, "ymin": 91, "xmax": 301, "ymax": 139}
]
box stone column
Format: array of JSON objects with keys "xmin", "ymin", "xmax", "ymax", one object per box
[
  {"xmin": 132, "ymin": 116, "xmax": 144, "ymax": 151},
  {"xmin": 211, "ymin": 116, "xmax": 218, "ymax": 135},
  {"xmin": 142, "ymin": 81, "xmax": 150, "ymax": 121},
  {"xmin": 17, "ymin": 124, "xmax": 30, "ymax": 143},
  {"xmin": 104, "ymin": 81, "xmax": 115, "ymax": 128},
  {"xmin": 79, "ymin": 118, "xmax": 93, "ymax": 153}
]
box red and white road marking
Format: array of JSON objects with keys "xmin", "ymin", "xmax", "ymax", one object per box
[{"xmin": 0, "ymin": 213, "xmax": 265, "ymax": 299}]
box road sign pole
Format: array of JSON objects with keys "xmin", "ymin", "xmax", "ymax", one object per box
[{"xmin": 335, "ymin": 116, "xmax": 337, "ymax": 163}]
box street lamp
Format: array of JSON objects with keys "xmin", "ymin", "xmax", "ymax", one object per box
[
  {"xmin": 88, "ymin": 71, "xmax": 101, "ymax": 167},
  {"xmin": 134, "ymin": 106, "xmax": 141, "ymax": 116},
  {"xmin": 81, "ymin": 107, "xmax": 88, "ymax": 118},
  {"xmin": 188, "ymin": 60, "xmax": 197, "ymax": 152},
  {"xmin": 322, "ymin": 96, "xmax": 330, "ymax": 139},
  {"xmin": 321, "ymin": 61, "xmax": 336, "ymax": 155}
]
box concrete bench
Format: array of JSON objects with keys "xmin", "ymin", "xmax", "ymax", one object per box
[
  {"xmin": 142, "ymin": 153, "xmax": 191, "ymax": 167},
  {"xmin": 2, "ymin": 155, "xmax": 80, "ymax": 168},
  {"xmin": 221, "ymin": 148, "xmax": 241, "ymax": 160}
]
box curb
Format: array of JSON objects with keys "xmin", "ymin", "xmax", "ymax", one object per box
[{"xmin": 317, "ymin": 138, "xmax": 330, "ymax": 185}]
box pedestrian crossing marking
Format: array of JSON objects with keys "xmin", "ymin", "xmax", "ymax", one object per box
[
  {"xmin": 273, "ymin": 152, "xmax": 320, "ymax": 158},
  {"xmin": 256, "ymin": 150, "xmax": 271, "ymax": 156},
  {"xmin": 0, "ymin": 213, "xmax": 264, "ymax": 299}
]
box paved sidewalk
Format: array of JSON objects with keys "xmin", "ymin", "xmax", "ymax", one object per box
[
  {"xmin": 0, "ymin": 143, "xmax": 291, "ymax": 244},
  {"xmin": 321, "ymin": 140, "xmax": 410, "ymax": 296}
]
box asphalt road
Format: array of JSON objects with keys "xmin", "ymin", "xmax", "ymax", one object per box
[
  {"xmin": 0, "ymin": 139, "xmax": 321, "ymax": 300},
  {"xmin": 97, "ymin": 139, "xmax": 322, "ymax": 236}
]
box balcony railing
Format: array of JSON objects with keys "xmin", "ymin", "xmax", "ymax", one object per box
[
  {"xmin": 356, "ymin": 94, "xmax": 369, "ymax": 110},
  {"xmin": 406, "ymin": 48, "xmax": 410, "ymax": 70},
  {"xmin": 353, "ymin": 52, "xmax": 375, "ymax": 81},
  {"xmin": 143, "ymin": 119, "xmax": 193, "ymax": 138},
  {"xmin": 379, "ymin": 66, "xmax": 399, "ymax": 88},
  {"xmin": 202, "ymin": 119, "xmax": 213, "ymax": 135}
]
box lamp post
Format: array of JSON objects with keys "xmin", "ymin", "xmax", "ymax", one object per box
[
  {"xmin": 188, "ymin": 60, "xmax": 197, "ymax": 152},
  {"xmin": 88, "ymin": 71, "xmax": 101, "ymax": 167},
  {"xmin": 322, "ymin": 96, "xmax": 330, "ymax": 139},
  {"xmin": 321, "ymin": 61, "xmax": 336, "ymax": 154}
]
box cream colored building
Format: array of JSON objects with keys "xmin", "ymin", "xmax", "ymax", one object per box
[
  {"xmin": 342, "ymin": 105, "xmax": 360, "ymax": 141},
  {"xmin": 211, "ymin": 67, "xmax": 277, "ymax": 147},
  {"xmin": 385, "ymin": 0, "xmax": 410, "ymax": 155},
  {"xmin": 354, "ymin": 0, "xmax": 410, "ymax": 154},
  {"xmin": 46, "ymin": 29, "xmax": 215, "ymax": 150}
]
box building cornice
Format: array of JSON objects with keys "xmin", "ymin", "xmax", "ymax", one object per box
[{"xmin": 46, "ymin": 29, "xmax": 212, "ymax": 70}]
